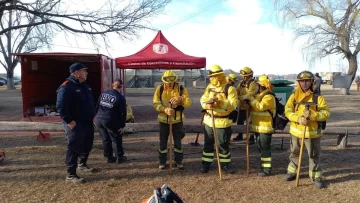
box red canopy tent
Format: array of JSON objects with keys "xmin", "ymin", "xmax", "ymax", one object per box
[{"xmin": 115, "ymin": 30, "xmax": 206, "ymax": 69}]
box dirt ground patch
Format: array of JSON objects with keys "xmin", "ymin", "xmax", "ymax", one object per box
[{"xmin": 0, "ymin": 84, "xmax": 360, "ymax": 202}]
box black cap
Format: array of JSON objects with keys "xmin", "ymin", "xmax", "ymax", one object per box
[{"xmin": 69, "ymin": 63, "xmax": 87, "ymax": 73}]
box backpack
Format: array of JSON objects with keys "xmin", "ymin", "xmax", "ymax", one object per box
[
  {"xmin": 159, "ymin": 83, "xmax": 184, "ymax": 121},
  {"xmin": 263, "ymin": 92, "xmax": 289, "ymax": 131},
  {"xmin": 224, "ymin": 84, "xmax": 238, "ymax": 123},
  {"xmin": 293, "ymin": 93, "xmax": 326, "ymax": 130}
]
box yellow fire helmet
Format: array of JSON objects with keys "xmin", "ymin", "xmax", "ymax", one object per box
[
  {"xmin": 240, "ymin": 66, "xmax": 253, "ymax": 77},
  {"xmin": 257, "ymin": 75, "xmax": 271, "ymax": 89},
  {"xmin": 228, "ymin": 73, "xmax": 238, "ymax": 82},
  {"xmin": 207, "ymin": 64, "xmax": 224, "ymax": 77},
  {"xmin": 161, "ymin": 70, "xmax": 178, "ymax": 83},
  {"xmin": 296, "ymin": 71, "xmax": 315, "ymax": 81}
]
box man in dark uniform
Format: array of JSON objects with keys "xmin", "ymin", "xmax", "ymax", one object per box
[
  {"xmin": 95, "ymin": 79, "xmax": 127, "ymax": 164},
  {"xmin": 56, "ymin": 63, "xmax": 96, "ymax": 184}
]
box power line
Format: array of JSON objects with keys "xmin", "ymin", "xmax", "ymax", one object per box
[{"xmin": 164, "ymin": 0, "xmax": 228, "ymax": 30}]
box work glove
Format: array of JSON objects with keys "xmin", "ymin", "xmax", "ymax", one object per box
[
  {"xmin": 169, "ymin": 96, "xmax": 183, "ymax": 106},
  {"xmin": 297, "ymin": 116, "xmax": 308, "ymax": 126},
  {"xmin": 164, "ymin": 108, "xmax": 175, "ymax": 116},
  {"xmin": 303, "ymin": 109, "xmax": 311, "ymax": 120},
  {"xmin": 242, "ymin": 95, "xmax": 253, "ymax": 105}
]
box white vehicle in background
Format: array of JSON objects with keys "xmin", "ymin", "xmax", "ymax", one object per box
[{"xmin": 318, "ymin": 72, "xmax": 342, "ymax": 85}]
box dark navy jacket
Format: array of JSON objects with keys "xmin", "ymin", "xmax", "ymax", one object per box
[
  {"xmin": 56, "ymin": 76, "xmax": 95, "ymax": 124},
  {"xmin": 95, "ymin": 89, "xmax": 126, "ymax": 129}
]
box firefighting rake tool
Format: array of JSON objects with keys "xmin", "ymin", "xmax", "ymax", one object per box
[
  {"xmin": 294, "ymin": 102, "xmax": 317, "ymax": 187},
  {"xmin": 188, "ymin": 110, "xmax": 206, "ymax": 147},
  {"xmin": 168, "ymin": 102, "xmax": 173, "ymax": 175},
  {"xmin": 245, "ymin": 108, "xmax": 250, "ymax": 175},
  {"xmin": 211, "ymin": 108, "xmax": 223, "ymax": 180}
]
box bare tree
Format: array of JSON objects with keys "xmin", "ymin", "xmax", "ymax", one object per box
[
  {"xmin": 0, "ymin": 0, "xmax": 170, "ymax": 89},
  {"xmin": 274, "ymin": 0, "xmax": 360, "ymax": 95}
]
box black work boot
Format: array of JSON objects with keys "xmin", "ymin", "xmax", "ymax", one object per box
[
  {"xmin": 66, "ymin": 168, "xmax": 85, "ymax": 184},
  {"xmin": 116, "ymin": 156, "xmax": 127, "ymax": 164},
  {"xmin": 78, "ymin": 163, "xmax": 97, "ymax": 173},
  {"xmin": 107, "ymin": 156, "xmax": 116, "ymax": 163},
  {"xmin": 314, "ymin": 178, "xmax": 323, "ymax": 189},
  {"xmin": 248, "ymin": 135, "xmax": 255, "ymax": 145},
  {"xmin": 284, "ymin": 173, "xmax": 296, "ymax": 181},
  {"xmin": 200, "ymin": 164, "xmax": 210, "ymax": 173},
  {"xmin": 159, "ymin": 163, "xmax": 166, "ymax": 170},
  {"xmin": 233, "ymin": 133, "xmax": 243, "ymax": 141},
  {"xmin": 222, "ymin": 165, "xmax": 235, "ymax": 174},
  {"xmin": 175, "ymin": 162, "xmax": 184, "ymax": 170},
  {"xmin": 257, "ymin": 171, "xmax": 271, "ymax": 177}
]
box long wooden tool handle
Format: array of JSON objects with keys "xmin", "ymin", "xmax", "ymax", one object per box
[
  {"xmin": 296, "ymin": 126, "xmax": 306, "ymax": 186},
  {"xmin": 211, "ymin": 109, "xmax": 222, "ymax": 180},
  {"xmin": 246, "ymin": 108, "xmax": 250, "ymax": 175},
  {"xmin": 169, "ymin": 102, "xmax": 173, "ymax": 175}
]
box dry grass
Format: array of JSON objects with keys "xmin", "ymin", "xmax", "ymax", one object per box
[{"xmin": 0, "ymin": 84, "xmax": 360, "ymax": 202}]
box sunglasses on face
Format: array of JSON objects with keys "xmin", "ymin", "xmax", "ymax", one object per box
[
  {"xmin": 240, "ymin": 70, "xmax": 251, "ymax": 75},
  {"xmin": 207, "ymin": 70, "xmax": 222, "ymax": 75},
  {"xmin": 163, "ymin": 76, "xmax": 176, "ymax": 82}
]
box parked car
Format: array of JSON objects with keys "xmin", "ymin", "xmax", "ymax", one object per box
[
  {"xmin": 0, "ymin": 77, "xmax": 21, "ymax": 85},
  {"xmin": 0, "ymin": 77, "xmax": 6, "ymax": 86}
]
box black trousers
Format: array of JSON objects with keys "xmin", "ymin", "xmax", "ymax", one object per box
[
  {"xmin": 95, "ymin": 119, "xmax": 124, "ymax": 158},
  {"xmin": 236, "ymin": 109, "xmax": 246, "ymax": 125},
  {"xmin": 159, "ymin": 122, "xmax": 185, "ymax": 164},
  {"xmin": 63, "ymin": 122, "xmax": 94, "ymax": 169}
]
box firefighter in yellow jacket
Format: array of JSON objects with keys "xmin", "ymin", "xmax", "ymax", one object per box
[
  {"xmin": 153, "ymin": 70, "xmax": 191, "ymax": 170},
  {"xmin": 284, "ymin": 71, "xmax": 330, "ymax": 189},
  {"xmin": 200, "ymin": 65, "xmax": 238, "ymax": 174},
  {"xmin": 233, "ymin": 67, "xmax": 257, "ymax": 144},
  {"xmin": 226, "ymin": 73, "xmax": 238, "ymax": 86},
  {"xmin": 243, "ymin": 75, "xmax": 275, "ymax": 176}
]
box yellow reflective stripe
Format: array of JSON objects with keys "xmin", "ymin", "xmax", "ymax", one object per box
[
  {"xmin": 285, "ymin": 108, "xmax": 293, "ymax": 112},
  {"xmin": 262, "ymin": 163, "xmax": 271, "ymax": 168},
  {"xmin": 289, "ymin": 126, "xmax": 318, "ymax": 136},
  {"xmin": 261, "ymin": 157, "xmax": 272, "ymax": 162},
  {"xmin": 251, "ymin": 112, "xmax": 271, "ymax": 116},
  {"xmin": 309, "ymin": 171, "xmax": 322, "ymax": 178},
  {"xmin": 288, "ymin": 165, "xmax": 296, "ymax": 173},
  {"xmin": 287, "ymin": 113, "xmax": 295, "ymax": 118},
  {"xmin": 219, "ymin": 152, "xmax": 230, "ymax": 158},
  {"xmin": 219, "ymin": 158, "xmax": 231, "ymax": 163},
  {"xmin": 174, "ymin": 148, "xmax": 183, "ymax": 153},
  {"xmin": 317, "ymin": 110, "xmax": 329, "ymax": 120},
  {"xmin": 203, "ymin": 152, "xmax": 214, "ymax": 157},
  {"xmin": 253, "ymin": 125, "xmax": 273, "ymax": 132},
  {"xmin": 158, "ymin": 115, "xmax": 183, "ymax": 122},
  {"xmin": 317, "ymin": 113, "xmax": 324, "ymax": 120},
  {"xmin": 159, "ymin": 149, "xmax": 168, "ymax": 153},
  {"xmin": 202, "ymin": 157, "xmax": 213, "ymax": 162}
]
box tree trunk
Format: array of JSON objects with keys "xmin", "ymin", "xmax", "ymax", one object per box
[
  {"xmin": 338, "ymin": 55, "xmax": 358, "ymax": 95},
  {"xmin": 6, "ymin": 68, "xmax": 15, "ymax": 89}
]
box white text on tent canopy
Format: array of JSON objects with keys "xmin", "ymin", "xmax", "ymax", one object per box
[{"xmin": 127, "ymin": 61, "xmax": 196, "ymax": 66}]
